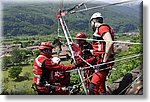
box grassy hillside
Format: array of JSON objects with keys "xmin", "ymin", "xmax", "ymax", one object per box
[{"xmin": 3, "ymin": 2, "xmax": 141, "ymax": 36}]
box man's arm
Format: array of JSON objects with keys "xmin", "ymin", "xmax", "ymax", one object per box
[
  {"xmin": 44, "ymin": 59, "xmax": 74, "ymax": 71},
  {"xmin": 102, "ymin": 32, "xmax": 113, "ymax": 62}
]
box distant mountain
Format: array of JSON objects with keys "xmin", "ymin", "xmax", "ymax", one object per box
[{"xmin": 3, "ymin": 2, "xmax": 142, "ymax": 36}]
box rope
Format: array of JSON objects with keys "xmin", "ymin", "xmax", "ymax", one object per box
[
  {"xmin": 57, "ymin": 21, "xmax": 60, "ymax": 37},
  {"xmin": 60, "ymin": 0, "xmax": 63, "ymax": 9},
  {"xmin": 73, "ymin": 51, "xmax": 142, "ymax": 71},
  {"xmin": 58, "ymin": 35, "xmax": 142, "ymax": 45},
  {"xmin": 78, "ymin": 55, "xmax": 93, "ymax": 67},
  {"xmin": 66, "ymin": 54, "xmax": 142, "ymax": 72},
  {"xmin": 63, "ymin": 19, "xmax": 73, "ymax": 42},
  {"xmin": 69, "ymin": 52, "xmax": 141, "ymax": 85},
  {"xmin": 42, "ymin": 58, "xmax": 142, "ymax": 95},
  {"xmin": 83, "ymin": 54, "xmax": 142, "ymax": 71},
  {"xmin": 70, "ymin": 0, "xmax": 137, "ymax": 14},
  {"xmin": 68, "ymin": 58, "xmax": 142, "ymax": 94},
  {"xmin": 68, "ymin": 66, "xmax": 112, "ymax": 94},
  {"xmin": 118, "ymin": 72, "xmax": 143, "ymax": 95},
  {"xmin": 115, "ymin": 51, "xmax": 142, "ymax": 58}
]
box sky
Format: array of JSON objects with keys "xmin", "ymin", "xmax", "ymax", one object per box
[{"xmin": 1, "ymin": 0, "xmax": 142, "ymax": 4}]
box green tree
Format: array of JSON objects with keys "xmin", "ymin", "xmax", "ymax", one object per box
[
  {"xmin": 19, "ymin": 49, "xmax": 32, "ymax": 64},
  {"xmin": 1, "ymin": 56, "xmax": 12, "ymax": 70},
  {"xmin": 8, "ymin": 66, "xmax": 22, "ymax": 79},
  {"xmin": 20, "ymin": 41, "xmax": 29, "ymax": 48},
  {"xmin": 11, "ymin": 49, "xmax": 22, "ymax": 65},
  {"xmin": 11, "ymin": 49, "xmax": 31, "ymax": 65},
  {"xmin": 33, "ymin": 49, "xmax": 40, "ymax": 58}
]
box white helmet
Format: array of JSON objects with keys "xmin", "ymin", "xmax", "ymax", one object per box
[
  {"xmin": 52, "ymin": 57, "xmax": 61, "ymax": 64},
  {"xmin": 90, "ymin": 12, "xmax": 103, "ymax": 21}
]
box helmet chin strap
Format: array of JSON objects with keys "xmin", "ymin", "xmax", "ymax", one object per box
[
  {"xmin": 92, "ymin": 26, "xmax": 96, "ymax": 32},
  {"xmin": 91, "ymin": 20, "xmax": 95, "ymax": 31}
]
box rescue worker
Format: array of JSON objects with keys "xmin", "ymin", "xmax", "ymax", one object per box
[
  {"xmin": 33, "ymin": 42, "xmax": 75, "ymax": 95},
  {"xmin": 75, "ymin": 32, "xmax": 93, "ymax": 55},
  {"xmin": 89, "ymin": 12, "xmax": 114, "ymax": 95},
  {"xmin": 75, "ymin": 32, "xmax": 94, "ymax": 89}
]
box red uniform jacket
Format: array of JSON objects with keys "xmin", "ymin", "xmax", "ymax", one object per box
[
  {"xmin": 92, "ymin": 24, "xmax": 112, "ymax": 55},
  {"xmin": 33, "ymin": 52, "xmax": 73, "ymax": 85}
]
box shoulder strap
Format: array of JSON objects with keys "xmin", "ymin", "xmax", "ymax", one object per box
[{"xmin": 98, "ymin": 23, "xmax": 111, "ymax": 36}]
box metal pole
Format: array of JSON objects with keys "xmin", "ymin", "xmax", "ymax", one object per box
[
  {"xmin": 58, "ymin": 16, "xmax": 88, "ymax": 95},
  {"xmin": 71, "ymin": 0, "xmax": 136, "ymax": 14}
]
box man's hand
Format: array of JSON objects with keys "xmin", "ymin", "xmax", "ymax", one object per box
[{"xmin": 73, "ymin": 63, "xmax": 78, "ymax": 69}]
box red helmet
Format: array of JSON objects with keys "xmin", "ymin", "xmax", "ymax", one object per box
[
  {"xmin": 39, "ymin": 42, "xmax": 53, "ymax": 50},
  {"xmin": 76, "ymin": 32, "xmax": 86, "ymax": 40}
]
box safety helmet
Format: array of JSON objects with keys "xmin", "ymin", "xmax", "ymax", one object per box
[
  {"xmin": 52, "ymin": 57, "xmax": 61, "ymax": 64},
  {"xmin": 76, "ymin": 32, "xmax": 86, "ymax": 40},
  {"xmin": 39, "ymin": 42, "xmax": 53, "ymax": 50},
  {"xmin": 90, "ymin": 12, "xmax": 103, "ymax": 21}
]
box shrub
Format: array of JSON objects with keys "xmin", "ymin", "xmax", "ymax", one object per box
[{"xmin": 8, "ymin": 66, "xmax": 22, "ymax": 80}]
